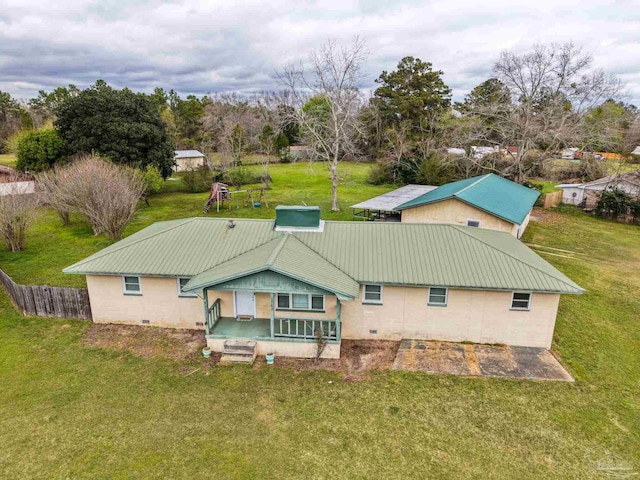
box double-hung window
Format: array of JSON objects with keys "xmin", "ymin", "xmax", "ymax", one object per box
[
  {"xmin": 428, "ymin": 287, "xmax": 448, "ymax": 306},
  {"xmin": 123, "ymin": 276, "xmax": 141, "ymax": 295},
  {"xmin": 511, "ymin": 292, "xmax": 531, "ymax": 310},
  {"xmin": 177, "ymin": 277, "xmax": 197, "ymax": 297},
  {"xmin": 277, "ymin": 293, "xmax": 325, "ymax": 312},
  {"xmin": 363, "ymin": 284, "xmax": 383, "ymax": 304}
]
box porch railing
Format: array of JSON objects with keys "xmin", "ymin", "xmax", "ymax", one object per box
[
  {"xmin": 274, "ymin": 317, "xmax": 338, "ymax": 342},
  {"xmin": 206, "ymin": 298, "xmax": 221, "ymax": 334}
]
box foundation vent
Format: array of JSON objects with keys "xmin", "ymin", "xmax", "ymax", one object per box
[{"xmin": 142, "ymin": 319, "xmax": 150, "ymax": 325}]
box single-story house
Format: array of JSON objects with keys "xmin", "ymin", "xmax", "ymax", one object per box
[
  {"xmin": 395, "ymin": 174, "xmax": 540, "ymax": 238},
  {"xmin": 64, "ymin": 206, "xmax": 583, "ymax": 359},
  {"xmin": 174, "ymin": 150, "xmax": 206, "ymax": 172},
  {"xmin": 558, "ymin": 171, "xmax": 640, "ymax": 208},
  {"xmin": 289, "ymin": 145, "xmax": 312, "ymax": 160}
]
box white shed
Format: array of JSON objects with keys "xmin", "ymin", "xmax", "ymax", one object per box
[
  {"xmin": 174, "ymin": 150, "xmax": 206, "ymax": 172},
  {"xmin": 558, "ymin": 171, "xmax": 640, "ymax": 208}
]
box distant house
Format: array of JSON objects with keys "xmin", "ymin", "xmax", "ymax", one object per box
[
  {"xmin": 631, "ymin": 146, "xmax": 640, "ymax": 156},
  {"xmin": 561, "ymin": 148, "xmax": 579, "ymax": 160},
  {"xmin": 174, "ymin": 150, "xmax": 206, "ymax": 172},
  {"xmin": 64, "ymin": 207, "xmax": 583, "ymax": 359},
  {"xmin": 445, "ymin": 146, "xmax": 499, "ymax": 159},
  {"xmin": 289, "ymin": 145, "xmax": 311, "ymax": 160},
  {"xmin": 0, "ymin": 165, "xmax": 35, "ymax": 196},
  {"xmin": 558, "ymin": 171, "xmax": 640, "ymax": 209},
  {"xmin": 395, "ymin": 174, "xmax": 540, "ymax": 238}
]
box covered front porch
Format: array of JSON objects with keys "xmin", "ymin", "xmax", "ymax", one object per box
[
  {"xmin": 208, "ymin": 315, "xmax": 340, "ymax": 342},
  {"xmin": 203, "ymin": 292, "xmax": 341, "ymax": 344},
  {"xmin": 181, "ymin": 238, "xmax": 360, "ymax": 358}
]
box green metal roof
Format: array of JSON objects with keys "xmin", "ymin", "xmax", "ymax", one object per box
[
  {"xmin": 64, "ymin": 217, "xmax": 583, "ymax": 294},
  {"xmin": 395, "ymin": 174, "xmax": 540, "ymax": 225},
  {"xmin": 184, "ymin": 235, "xmax": 360, "ymax": 299}
]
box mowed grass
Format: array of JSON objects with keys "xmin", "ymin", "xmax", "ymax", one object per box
[
  {"xmin": 0, "ymin": 165, "xmax": 639, "ymax": 477},
  {"xmin": 0, "ymin": 162, "xmax": 393, "ymax": 287},
  {"xmin": 0, "ymin": 153, "xmax": 16, "ymax": 167}
]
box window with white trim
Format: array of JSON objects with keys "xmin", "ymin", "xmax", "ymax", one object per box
[
  {"xmin": 177, "ymin": 277, "xmax": 197, "ymax": 297},
  {"xmin": 428, "ymin": 287, "xmax": 448, "ymax": 306},
  {"xmin": 123, "ymin": 276, "xmax": 141, "ymax": 295},
  {"xmin": 511, "ymin": 292, "xmax": 531, "ymax": 310},
  {"xmin": 276, "ymin": 293, "xmax": 325, "ymax": 311},
  {"xmin": 466, "ymin": 219, "xmax": 481, "ymax": 227},
  {"xmin": 363, "ymin": 284, "xmax": 383, "ymax": 304}
]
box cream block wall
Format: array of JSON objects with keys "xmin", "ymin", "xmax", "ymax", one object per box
[
  {"xmin": 87, "ymin": 275, "xmax": 235, "ymax": 329},
  {"xmin": 87, "ymin": 275, "xmax": 560, "ymax": 348},
  {"xmin": 401, "ymin": 198, "xmax": 521, "ymax": 236},
  {"xmin": 340, "ymin": 286, "xmax": 560, "ymax": 348}
]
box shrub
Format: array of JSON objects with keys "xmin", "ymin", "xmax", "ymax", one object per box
[
  {"xmin": 596, "ymin": 186, "xmax": 630, "ymax": 219},
  {"xmin": 0, "ymin": 193, "xmax": 40, "ymax": 251},
  {"xmin": 140, "ymin": 165, "xmax": 164, "ymax": 195},
  {"xmin": 16, "ymin": 129, "xmax": 65, "ymax": 172},
  {"xmin": 279, "ymin": 147, "xmax": 294, "ymax": 164},
  {"xmin": 182, "ymin": 165, "xmax": 213, "ymax": 193},
  {"xmin": 367, "ymin": 162, "xmax": 395, "ymax": 185},
  {"xmin": 577, "ymin": 156, "xmax": 608, "ymax": 182},
  {"xmin": 416, "ymin": 154, "xmax": 456, "ymax": 185},
  {"xmin": 37, "ymin": 154, "xmax": 145, "ymax": 240},
  {"xmin": 224, "ymin": 166, "xmax": 262, "ymax": 190}
]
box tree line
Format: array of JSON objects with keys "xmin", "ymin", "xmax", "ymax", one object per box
[{"xmin": 1, "ymin": 39, "xmax": 639, "ymax": 211}]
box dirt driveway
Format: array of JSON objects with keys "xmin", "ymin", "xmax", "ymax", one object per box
[{"xmin": 392, "ymin": 339, "xmax": 573, "ymax": 382}]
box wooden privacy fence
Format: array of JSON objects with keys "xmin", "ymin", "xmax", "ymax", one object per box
[
  {"xmin": 0, "ymin": 268, "xmax": 92, "ymax": 320},
  {"xmin": 542, "ymin": 190, "xmax": 563, "ymax": 208}
]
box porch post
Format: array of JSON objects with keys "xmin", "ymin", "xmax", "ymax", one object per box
[
  {"xmin": 203, "ymin": 288, "xmax": 210, "ymax": 335},
  {"xmin": 269, "ymin": 293, "xmax": 275, "ymax": 338},
  {"xmin": 336, "ymin": 297, "xmax": 341, "ymax": 342}
]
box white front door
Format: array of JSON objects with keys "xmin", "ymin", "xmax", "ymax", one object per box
[{"xmin": 235, "ymin": 292, "xmax": 255, "ymax": 317}]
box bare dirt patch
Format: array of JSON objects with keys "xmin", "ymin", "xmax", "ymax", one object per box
[
  {"xmin": 262, "ymin": 340, "xmax": 400, "ymax": 381},
  {"xmin": 530, "ymin": 207, "xmax": 565, "ymax": 226},
  {"xmin": 81, "ymin": 323, "xmax": 213, "ymax": 362}
]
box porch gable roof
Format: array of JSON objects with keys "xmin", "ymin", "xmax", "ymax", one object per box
[{"xmin": 183, "ymin": 235, "xmax": 360, "ymax": 300}]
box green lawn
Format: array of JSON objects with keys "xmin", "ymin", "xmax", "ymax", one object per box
[
  {"xmin": 0, "ymin": 165, "xmax": 639, "ymax": 478},
  {"xmin": 529, "ymin": 179, "xmax": 560, "ymax": 194},
  {"xmin": 0, "ymin": 153, "xmax": 16, "ymax": 167},
  {"xmin": 0, "ymin": 162, "xmax": 392, "ymax": 288}
]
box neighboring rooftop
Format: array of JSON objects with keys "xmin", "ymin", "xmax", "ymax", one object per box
[
  {"xmin": 351, "ymin": 185, "xmax": 437, "ymax": 213},
  {"xmin": 174, "ymin": 150, "xmax": 205, "ymax": 158},
  {"xmin": 583, "ymin": 170, "xmax": 640, "ymax": 188},
  {"xmin": 64, "ymin": 217, "xmax": 583, "ymax": 295},
  {"xmin": 396, "ymin": 174, "xmax": 540, "ymax": 225}
]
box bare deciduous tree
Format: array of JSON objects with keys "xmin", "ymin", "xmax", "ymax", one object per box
[
  {"xmin": 37, "ymin": 154, "xmax": 145, "ymax": 240},
  {"xmin": 278, "ymin": 37, "xmax": 368, "ymax": 211},
  {"xmin": 463, "ymin": 42, "xmax": 622, "ymax": 182},
  {"xmin": 0, "ymin": 193, "xmax": 40, "ymax": 252}
]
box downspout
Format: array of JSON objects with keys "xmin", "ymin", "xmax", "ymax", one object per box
[
  {"xmin": 270, "ymin": 292, "xmax": 275, "ymax": 339},
  {"xmin": 203, "ymin": 288, "xmax": 210, "ymax": 335},
  {"xmin": 336, "ymin": 298, "xmax": 341, "ymax": 343}
]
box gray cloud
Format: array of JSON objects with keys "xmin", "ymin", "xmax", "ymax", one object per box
[{"xmin": 0, "ymin": 0, "xmax": 638, "ymax": 104}]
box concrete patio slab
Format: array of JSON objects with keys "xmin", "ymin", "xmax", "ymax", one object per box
[{"xmin": 392, "ymin": 340, "xmax": 573, "ymax": 382}]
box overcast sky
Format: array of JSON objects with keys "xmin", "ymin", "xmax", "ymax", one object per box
[{"xmin": 1, "ymin": 0, "xmax": 638, "ymax": 104}]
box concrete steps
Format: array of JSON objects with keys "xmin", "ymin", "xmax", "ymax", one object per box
[{"xmin": 220, "ymin": 340, "xmax": 257, "ymax": 364}]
